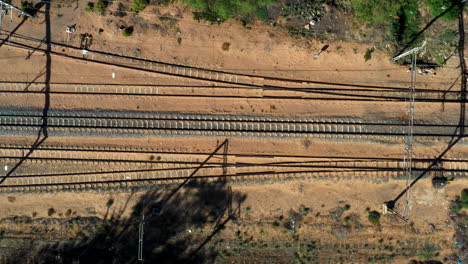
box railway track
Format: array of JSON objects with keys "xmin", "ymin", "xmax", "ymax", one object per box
[
  {"xmin": 1, "ymin": 32, "xmax": 464, "ymax": 102},
  {"xmin": 3, "ymin": 143, "xmax": 467, "ymax": 160},
  {"xmin": 0, "ymin": 81, "xmax": 462, "ymax": 102},
  {"xmin": 2, "ymin": 143, "xmax": 466, "ymax": 192},
  {"xmin": 0, "ymin": 111, "xmax": 465, "ymax": 139},
  {"xmin": 0, "ymin": 162, "xmax": 466, "ymax": 192},
  {"xmin": 0, "ymin": 32, "xmax": 465, "ymax": 193}
]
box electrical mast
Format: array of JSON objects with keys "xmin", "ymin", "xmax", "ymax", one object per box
[{"xmin": 385, "ymin": 40, "xmax": 427, "ymax": 221}]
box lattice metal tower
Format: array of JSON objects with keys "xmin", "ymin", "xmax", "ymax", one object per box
[{"xmin": 392, "ymin": 40, "xmax": 427, "ymax": 220}]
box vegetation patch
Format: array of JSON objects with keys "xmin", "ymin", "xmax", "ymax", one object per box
[
  {"xmin": 352, "ymin": 0, "xmax": 422, "ymax": 45},
  {"xmin": 47, "ymin": 208, "xmax": 56, "ymax": 217},
  {"xmin": 426, "ymin": 0, "xmax": 461, "ymax": 21},
  {"xmin": 85, "ymin": 2, "xmax": 94, "ymax": 12},
  {"xmin": 417, "ymin": 242, "xmax": 439, "ymax": 260},
  {"xmin": 451, "ymin": 188, "xmax": 468, "ymax": 212},
  {"xmin": 94, "ymin": 0, "xmax": 108, "ymax": 14},
  {"xmin": 364, "ymin": 47, "xmax": 375, "ymax": 62},
  {"xmin": 222, "ymin": 42, "xmax": 230, "ymax": 51},
  {"xmin": 122, "ymin": 26, "xmax": 134, "ymax": 37},
  {"xmin": 19, "ymin": 1, "xmax": 33, "ymax": 14},
  {"xmin": 181, "ymin": 0, "xmax": 274, "ymax": 23},
  {"xmin": 367, "ymin": 210, "xmax": 381, "ymax": 225},
  {"xmin": 131, "ymin": 0, "xmax": 149, "ymax": 13}
]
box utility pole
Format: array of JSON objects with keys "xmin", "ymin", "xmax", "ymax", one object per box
[
  {"xmin": 385, "ymin": 40, "xmax": 427, "ymax": 221},
  {"xmin": 0, "ymin": 0, "xmax": 32, "ymax": 50},
  {"xmin": 0, "ymin": 4, "xmax": 5, "ymax": 31},
  {"xmin": 138, "ymin": 215, "xmax": 144, "ymax": 261},
  {"xmin": 137, "ymin": 140, "xmax": 229, "ymax": 262},
  {"xmin": 0, "ymin": 0, "xmax": 32, "ymax": 17}
]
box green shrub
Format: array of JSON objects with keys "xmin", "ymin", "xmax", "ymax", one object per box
[
  {"xmin": 94, "ymin": 0, "xmax": 107, "ymax": 14},
  {"xmin": 47, "ymin": 208, "xmax": 56, "ymax": 216},
  {"xmin": 364, "ymin": 47, "xmax": 375, "ymax": 61},
  {"xmin": 131, "ymin": 0, "xmax": 148, "ymax": 13},
  {"xmin": 106, "ymin": 198, "xmax": 114, "ymax": 208},
  {"xmin": 122, "ymin": 26, "xmax": 134, "ymax": 37},
  {"xmin": 343, "ymin": 204, "xmax": 351, "ymax": 211},
  {"xmin": 368, "ymin": 210, "xmax": 381, "ymax": 225},
  {"xmin": 426, "ymin": 0, "xmax": 460, "ymax": 21},
  {"xmin": 85, "ymin": 2, "xmax": 94, "ymax": 12},
  {"xmin": 19, "ymin": 1, "xmax": 33, "ymax": 13},
  {"xmin": 463, "ymin": 201, "xmax": 468, "ymax": 209},
  {"xmin": 461, "ymin": 189, "xmax": 468, "ymax": 202},
  {"xmin": 451, "ymin": 203, "xmax": 462, "ymax": 213}
]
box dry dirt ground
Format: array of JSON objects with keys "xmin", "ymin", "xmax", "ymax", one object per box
[{"xmin": 0, "ymin": 1, "xmax": 467, "ymax": 263}]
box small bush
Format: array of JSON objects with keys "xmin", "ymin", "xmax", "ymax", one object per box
[
  {"xmin": 7, "ymin": 196, "xmax": 15, "ymax": 203},
  {"xmin": 461, "ymin": 189, "xmax": 468, "ymax": 202},
  {"xmin": 131, "ymin": 0, "xmax": 148, "ymax": 13},
  {"xmin": 115, "ymin": 4, "xmax": 126, "ymax": 17},
  {"xmin": 122, "ymin": 26, "xmax": 134, "ymax": 37},
  {"xmin": 85, "ymin": 2, "xmax": 94, "ymax": 12},
  {"xmin": 451, "ymin": 203, "xmax": 462, "ymax": 213},
  {"xmin": 65, "ymin": 209, "xmax": 72, "ymax": 217},
  {"xmin": 106, "ymin": 198, "xmax": 114, "ymax": 208},
  {"xmin": 343, "ymin": 204, "xmax": 351, "ymax": 211},
  {"xmin": 48, "ymin": 208, "xmax": 56, "ymax": 217},
  {"xmin": 19, "ymin": 1, "xmax": 33, "ymax": 11},
  {"xmin": 222, "ymin": 42, "xmax": 230, "ymax": 51},
  {"xmin": 368, "ymin": 210, "xmax": 381, "ymax": 225},
  {"xmin": 463, "ymin": 201, "xmax": 468, "ymax": 209},
  {"xmin": 364, "ymin": 47, "xmax": 375, "ymax": 62},
  {"xmin": 300, "ymin": 207, "xmax": 311, "ymax": 215},
  {"xmin": 94, "ymin": 0, "xmax": 107, "ymax": 14}
]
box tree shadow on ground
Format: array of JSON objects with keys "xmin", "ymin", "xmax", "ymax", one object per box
[{"xmin": 5, "ymin": 178, "xmax": 245, "ymax": 264}]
